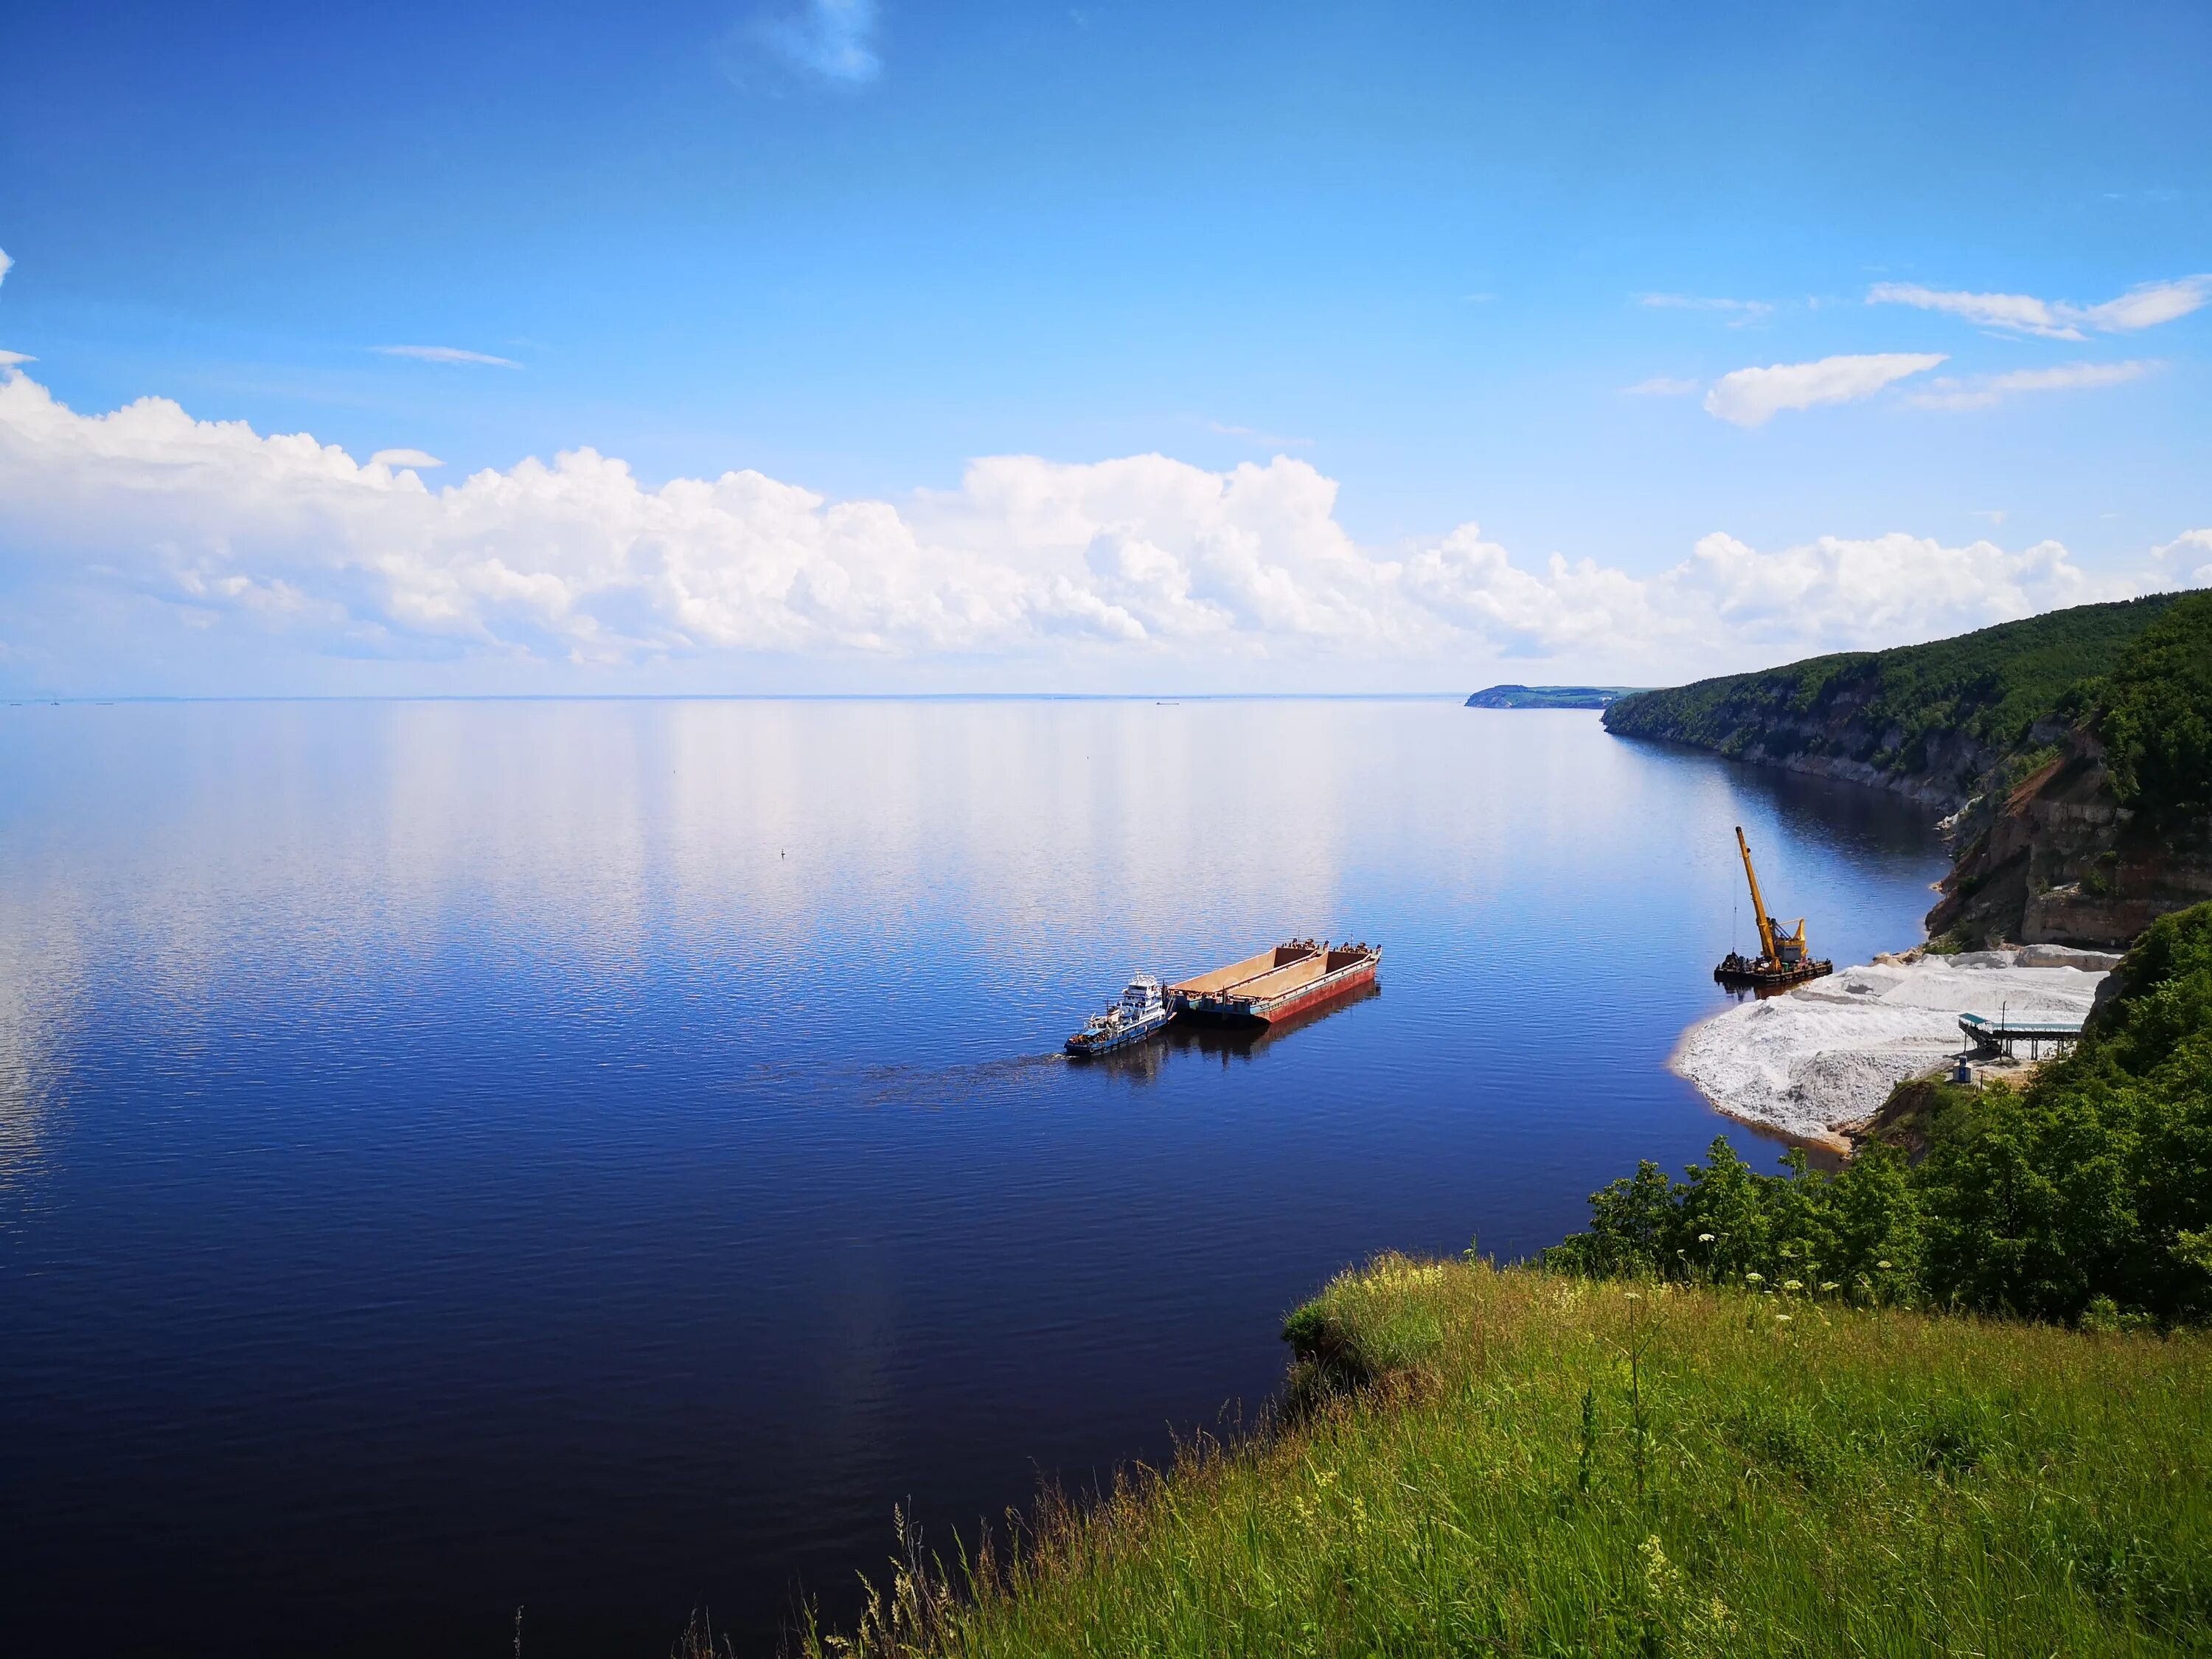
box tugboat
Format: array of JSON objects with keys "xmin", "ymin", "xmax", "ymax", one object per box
[
  {"xmin": 1714, "ymin": 826, "xmax": 1833, "ymax": 990},
  {"xmin": 1065, "ymin": 971, "xmax": 1172, "ymax": 1057}
]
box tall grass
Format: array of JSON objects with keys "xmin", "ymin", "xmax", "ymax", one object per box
[{"xmin": 801, "ymin": 1258, "xmax": 2211, "ymax": 1658}]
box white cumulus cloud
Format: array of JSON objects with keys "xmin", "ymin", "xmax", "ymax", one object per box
[
  {"xmin": 373, "ymin": 345, "xmax": 521, "ymax": 367},
  {"xmin": 2155, "ymin": 528, "xmax": 2212, "ymax": 587},
  {"xmin": 1703, "ymin": 353, "xmax": 1946, "ymax": 427},
  {"xmin": 0, "ymin": 247, "xmax": 13, "ymax": 288},
  {"xmin": 1907, "ymin": 360, "xmax": 2157, "ymax": 411},
  {"xmin": 1655, "ymin": 530, "xmax": 2119, "ymax": 648},
  {"xmin": 369, "ymin": 448, "xmax": 445, "ymax": 470},
  {"xmin": 1868, "ymin": 276, "xmax": 2212, "ymax": 341},
  {"xmin": 0, "ymin": 372, "xmax": 2175, "ymax": 693}
]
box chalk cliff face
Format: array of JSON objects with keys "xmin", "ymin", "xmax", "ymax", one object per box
[
  {"xmin": 1602, "ymin": 664, "xmax": 1981, "ymax": 809},
  {"xmin": 1635, "ymin": 702, "xmax": 1995, "ymax": 811},
  {"xmin": 1929, "ymin": 731, "xmax": 2212, "ymax": 949},
  {"xmin": 1603, "ymin": 593, "xmax": 2212, "ymax": 951}
]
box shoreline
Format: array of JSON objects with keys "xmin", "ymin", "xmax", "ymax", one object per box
[{"xmin": 1669, "ymin": 945, "xmax": 2116, "ymax": 1150}]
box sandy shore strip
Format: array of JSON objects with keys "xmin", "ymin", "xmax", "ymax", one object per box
[{"xmin": 1672, "ymin": 946, "xmax": 2116, "ymax": 1147}]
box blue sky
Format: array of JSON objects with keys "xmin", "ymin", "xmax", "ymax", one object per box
[{"xmin": 1, "ymin": 0, "xmax": 2208, "ymax": 694}]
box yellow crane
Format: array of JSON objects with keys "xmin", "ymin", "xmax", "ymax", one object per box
[{"xmin": 1715, "ymin": 826, "xmax": 1832, "ymax": 988}]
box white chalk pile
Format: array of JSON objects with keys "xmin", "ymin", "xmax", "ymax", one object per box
[{"xmin": 1673, "ymin": 947, "xmax": 2115, "ymax": 1145}]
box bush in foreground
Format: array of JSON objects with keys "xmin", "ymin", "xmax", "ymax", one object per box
[{"xmin": 804, "ymin": 1262, "xmax": 2209, "ymax": 1658}]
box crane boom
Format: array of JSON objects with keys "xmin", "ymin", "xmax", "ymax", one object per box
[
  {"xmin": 1735, "ymin": 826, "xmax": 1781, "ymax": 963},
  {"xmin": 1715, "ymin": 827, "xmax": 1832, "ymax": 989}
]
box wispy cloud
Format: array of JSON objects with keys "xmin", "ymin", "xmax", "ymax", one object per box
[
  {"xmin": 732, "ymin": 0, "xmax": 882, "ymax": 87},
  {"xmin": 373, "ymin": 345, "xmax": 521, "ymax": 367},
  {"xmin": 1621, "ymin": 377, "xmax": 1702, "ymax": 397},
  {"xmin": 1638, "ymin": 293, "xmax": 1775, "ymax": 326},
  {"xmin": 2084, "ymin": 279, "xmax": 2211, "ymax": 331},
  {"xmin": 1208, "ymin": 420, "xmax": 1310, "ymax": 448},
  {"xmin": 1705, "ymin": 352, "xmax": 1946, "ymax": 428},
  {"xmin": 0, "ymin": 248, "xmax": 31, "ymax": 368},
  {"xmin": 1868, "ymin": 276, "xmax": 2211, "ymax": 341},
  {"xmin": 369, "ymin": 448, "xmax": 445, "ymax": 470},
  {"xmin": 1907, "ymin": 360, "xmax": 2157, "ymax": 411}
]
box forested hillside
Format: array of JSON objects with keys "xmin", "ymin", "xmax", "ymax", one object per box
[
  {"xmin": 1604, "ymin": 593, "xmax": 2212, "ymax": 947},
  {"xmin": 1601, "ymin": 595, "xmax": 2182, "ymax": 808}
]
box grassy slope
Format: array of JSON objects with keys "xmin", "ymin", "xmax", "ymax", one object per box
[
  {"xmin": 1601, "ymin": 594, "xmax": 2181, "ymax": 783},
  {"xmin": 812, "ymin": 1264, "xmax": 2210, "ymax": 1658}
]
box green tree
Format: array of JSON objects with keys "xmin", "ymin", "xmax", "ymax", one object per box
[{"xmin": 2099, "ymin": 591, "xmax": 2212, "ymax": 813}]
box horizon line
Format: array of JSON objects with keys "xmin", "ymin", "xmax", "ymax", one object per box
[{"xmin": 4, "ymin": 690, "xmax": 1511, "ymax": 707}]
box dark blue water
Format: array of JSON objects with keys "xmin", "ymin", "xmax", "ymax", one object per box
[{"xmin": 0, "ymin": 698, "xmax": 1945, "ymax": 1658}]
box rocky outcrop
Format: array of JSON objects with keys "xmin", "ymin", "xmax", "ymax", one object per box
[
  {"xmin": 1603, "ymin": 666, "xmax": 2005, "ymax": 810},
  {"xmin": 1696, "ymin": 718, "xmax": 1993, "ymax": 811},
  {"xmin": 1928, "ymin": 728, "xmax": 2212, "ymax": 949}
]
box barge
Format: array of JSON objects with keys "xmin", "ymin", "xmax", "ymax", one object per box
[{"xmin": 1168, "ymin": 939, "xmax": 1381, "ymax": 1025}]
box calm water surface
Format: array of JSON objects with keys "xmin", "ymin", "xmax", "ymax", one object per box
[{"xmin": 0, "ymin": 699, "xmax": 1945, "ymax": 1657}]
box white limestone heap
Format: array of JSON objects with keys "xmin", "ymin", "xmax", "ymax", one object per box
[{"xmin": 1672, "ymin": 950, "xmax": 2112, "ymax": 1145}]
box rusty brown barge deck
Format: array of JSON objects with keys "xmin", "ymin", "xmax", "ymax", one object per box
[{"xmin": 1167, "ymin": 939, "xmax": 1381, "ymax": 1025}]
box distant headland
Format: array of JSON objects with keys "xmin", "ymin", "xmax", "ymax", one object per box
[{"xmin": 1464, "ymin": 684, "xmax": 1645, "ymax": 709}]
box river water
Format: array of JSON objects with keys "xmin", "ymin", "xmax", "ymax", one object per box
[{"xmin": 0, "ymin": 698, "xmax": 1946, "ymax": 1657}]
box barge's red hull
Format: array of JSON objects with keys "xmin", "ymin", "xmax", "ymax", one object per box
[{"xmin": 1168, "ymin": 939, "xmax": 1382, "ymax": 1025}]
